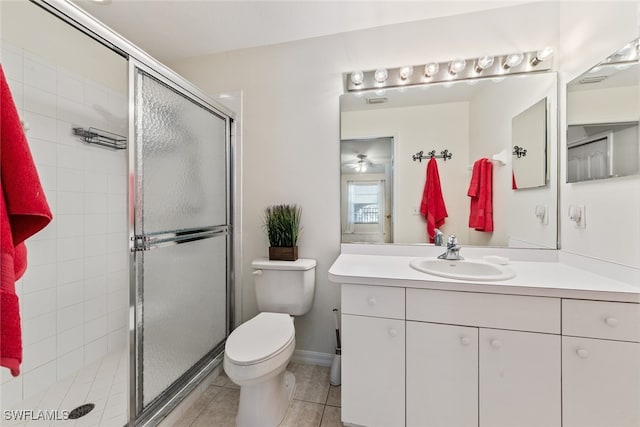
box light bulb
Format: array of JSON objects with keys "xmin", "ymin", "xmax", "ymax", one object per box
[
  {"xmin": 530, "ymin": 47, "xmax": 554, "ymax": 66},
  {"xmin": 474, "ymin": 56, "xmax": 494, "ymax": 73},
  {"xmin": 503, "ymin": 53, "xmax": 524, "ymax": 69},
  {"xmin": 350, "ymin": 71, "xmax": 364, "ymax": 85},
  {"xmin": 399, "ymin": 66, "xmax": 414, "ymax": 80},
  {"xmin": 449, "ymin": 59, "xmax": 466, "ymax": 75},
  {"xmin": 374, "ymin": 68, "xmax": 388, "ymax": 83},
  {"xmin": 424, "ymin": 62, "xmax": 439, "ymax": 77}
]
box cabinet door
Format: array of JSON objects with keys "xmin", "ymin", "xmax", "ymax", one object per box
[
  {"xmin": 342, "ymin": 314, "xmax": 405, "ymax": 427},
  {"xmin": 479, "ymin": 329, "xmax": 561, "ymax": 427},
  {"xmin": 407, "ymin": 322, "xmax": 478, "ymax": 427},
  {"xmin": 563, "ymin": 336, "xmax": 640, "ymax": 427}
]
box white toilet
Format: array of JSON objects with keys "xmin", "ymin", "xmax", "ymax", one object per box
[{"xmin": 224, "ymin": 258, "xmax": 316, "ymax": 427}]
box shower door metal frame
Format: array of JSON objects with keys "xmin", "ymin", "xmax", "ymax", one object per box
[
  {"xmin": 128, "ymin": 58, "xmax": 234, "ymax": 426},
  {"xmin": 26, "ymin": 2, "xmax": 236, "ymax": 426}
]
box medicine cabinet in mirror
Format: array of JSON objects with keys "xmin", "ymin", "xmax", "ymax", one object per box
[
  {"xmin": 340, "ymin": 72, "xmax": 558, "ymax": 249},
  {"xmin": 566, "ymin": 39, "xmax": 639, "ymax": 183}
]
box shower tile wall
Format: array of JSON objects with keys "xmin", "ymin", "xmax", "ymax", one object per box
[{"xmin": 0, "ymin": 43, "xmax": 128, "ymax": 408}]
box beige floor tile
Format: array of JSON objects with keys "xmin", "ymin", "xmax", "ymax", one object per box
[
  {"xmin": 289, "ymin": 363, "xmax": 330, "ymax": 404},
  {"xmin": 280, "ymin": 399, "xmax": 324, "ymax": 427},
  {"xmin": 190, "ymin": 387, "xmax": 239, "ymax": 427},
  {"xmin": 174, "ymin": 385, "xmax": 224, "ymax": 427},
  {"xmin": 211, "ymin": 371, "xmax": 240, "ymax": 389},
  {"xmin": 326, "ymin": 385, "xmax": 341, "ymax": 407},
  {"xmin": 320, "ymin": 405, "xmax": 343, "ymax": 427}
]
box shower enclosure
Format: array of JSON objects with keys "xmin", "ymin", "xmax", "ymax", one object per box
[{"xmin": 0, "ymin": 1, "xmax": 235, "ymax": 425}]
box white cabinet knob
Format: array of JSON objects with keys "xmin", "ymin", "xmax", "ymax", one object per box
[
  {"xmin": 252, "ymin": 269, "xmax": 263, "ymax": 276},
  {"xmin": 460, "ymin": 336, "xmax": 471, "ymax": 346},
  {"xmin": 368, "ymin": 297, "xmax": 377, "ymax": 306},
  {"xmin": 388, "ymin": 328, "xmax": 398, "ymax": 337},
  {"xmin": 605, "ymin": 317, "xmax": 619, "ymax": 327},
  {"xmin": 490, "ymin": 339, "xmax": 502, "ymax": 349},
  {"xmin": 576, "ymin": 348, "xmax": 589, "ymax": 359}
]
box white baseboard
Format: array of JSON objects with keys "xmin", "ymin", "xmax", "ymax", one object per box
[{"xmin": 292, "ymin": 349, "xmax": 335, "ymax": 367}]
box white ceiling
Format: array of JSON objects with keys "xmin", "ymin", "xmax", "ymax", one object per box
[{"xmin": 72, "ymin": 0, "xmax": 529, "ymax": 63}]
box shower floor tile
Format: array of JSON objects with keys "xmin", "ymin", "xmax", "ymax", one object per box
[{"xmin": 176, "ymin": 362, "xmax": 343, "ymax": 427}]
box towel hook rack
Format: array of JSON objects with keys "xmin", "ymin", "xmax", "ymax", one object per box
[
  {"xmin": 412, "ymin": 149, "xmax": 453, "ymax": 162},
  {"xmin": 513, "ymin": 145, "xmax": 527, "ymax": 158}
]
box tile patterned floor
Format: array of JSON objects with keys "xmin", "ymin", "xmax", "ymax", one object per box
[{"xmin": 174, "ymin": 362, "xmax": 343, "ymax": 427}]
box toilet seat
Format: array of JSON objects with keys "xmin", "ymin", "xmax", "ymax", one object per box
[{"xmin": 225, "ymin": 312, "xmax": 294, "ymax": 366}]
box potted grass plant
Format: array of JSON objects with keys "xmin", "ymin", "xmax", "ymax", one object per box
[{"xmin": 264, "ymin": 204, "xmax": 302, "ymax": 261}]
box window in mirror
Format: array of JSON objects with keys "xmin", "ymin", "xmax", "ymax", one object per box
[{"xmin": 566, "ymin": 39, "xmax": 640, "ymax": 183}]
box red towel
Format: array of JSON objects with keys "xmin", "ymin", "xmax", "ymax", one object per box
[
  {"xmin": 512, "ymin": 171, "xmax": 518, "ymax": 190},
  {"xmin": 467, "ymin": 158, "xmax": 493, "ymax": 232},
  {"xmin": 420, "ymin": 158, "xmax": 448, "ymax": 242},
  {"xmin": 1, "ymin": 66, "xmax": 53, "ymax": 376}
]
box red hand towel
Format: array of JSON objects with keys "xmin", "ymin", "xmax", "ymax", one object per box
[
  {"xmin": 1, "ymin": 66, "xmax": 53, "ymax": 376},
  {"xmin": 420, "ymin": 158, "xmax": 448, "ymax": 242},
  {"xmin": 468, "ymin": 158, "xmax": 493, "ymax": 232}
]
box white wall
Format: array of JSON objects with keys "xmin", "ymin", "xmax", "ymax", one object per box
[
  {"xmin": 169, "ymin": 2, "xmax": 561, "ymax": 355},
  {"xmin": 0, "ymin": 1, "xmax": 128, "ymax": 407},
  {"xmin": 558, "ymin": 1, "xmax": 640, "ymax": 268},
  {"xmin": 341, "ymin": 103, "xmax": 470, "ymax": 244}
]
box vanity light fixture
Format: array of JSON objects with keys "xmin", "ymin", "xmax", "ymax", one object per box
[
  {"xmin": 350, "ymin": 71, "xmax": 364, "ymax": 85},
  {"xmin": 530, "ymin": 47, "xmax": 554, "ymax": 66},
  {"xmin": 474, "ymin": 56, "xmax": 494, "ymax": 73},
  {"xmin": 502, "ymin": 52, "xmax": 524, "ymax": 69},
  {"xmin": 374, "ymin": 68, "xmax": 389, "ymax": 84},
  {"xmin": 424, "ymin": 62, "xmax": 439, "ymax": 77},
  {"xmin": 345, "ymin": 48, "xmax": 553, "ymax": 92},
  {"xmin": 448, "ymin": 59, "xmax": 466, "ymax": 75},
  {"xmin": 399, "ymin": 66, "xmax": 414, "ymax": 80}
]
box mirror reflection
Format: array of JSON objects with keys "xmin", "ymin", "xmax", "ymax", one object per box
[
  {"xmin": 512, "ymin": 98, "xmax": 548, "ymax": 189},
  {"xmin": 340, "ymin": 72, "xmax": 558, "ymax": 248},
  {"xmin": 566, "ymin": 39, "xmax": 639, "ymax": 183}
]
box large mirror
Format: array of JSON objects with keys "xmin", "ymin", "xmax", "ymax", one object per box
[
  {"xmin": 340, "ymin": 72, "xmax": 558, "ymax": 248},
  {"xmin": 566, "ymin": 39, "xmax": 639, "ymax": 183}
]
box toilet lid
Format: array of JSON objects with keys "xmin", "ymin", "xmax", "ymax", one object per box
[{"xmin": 225, "ymin": 312, "xmax": 295, "ymax": 366}]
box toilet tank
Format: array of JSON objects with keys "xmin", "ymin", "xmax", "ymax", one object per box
[{"xmin": 252, "ymin": 258, "xmax": 316, "ymax": 316}]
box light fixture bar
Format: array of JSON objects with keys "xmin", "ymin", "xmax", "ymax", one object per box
[{"xmin": 345, "ymin": 49, "xmax": 553, "ymax": 92}]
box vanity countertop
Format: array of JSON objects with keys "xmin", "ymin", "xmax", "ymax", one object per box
[{"xmin": 329, "ymin": 253, "xmax": 640, "ymax": 303}]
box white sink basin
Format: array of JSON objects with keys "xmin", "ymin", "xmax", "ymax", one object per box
[{"xmin": 409, "ymin": 258, "xmax": 516, "ymax": 281}]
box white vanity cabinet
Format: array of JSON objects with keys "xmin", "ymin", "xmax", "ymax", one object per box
[
  {"xmin": 341, "ymin": 285, "xmax": 405, "ymax": 427},
  {"xmin": 562, "ymin": 299, "xmax": 640, "ymax": 427}
]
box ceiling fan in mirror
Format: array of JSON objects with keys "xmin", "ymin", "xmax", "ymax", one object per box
[{"xmin": 345, "ymin": 154, "xmax": 373, "ymax": 173}]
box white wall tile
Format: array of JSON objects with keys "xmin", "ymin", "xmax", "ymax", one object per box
[
  {"xmin": 57, "ymin": 259, "xmax": 84, "ymax": 285},
  {"xmin": 29, "ymin": 217, "xmax": 57, "ymax": 241},
  {"xmin": 57, "ymin": 348, "xmax": 84, "ymax": 381},
  {"xmin": 23, "ymin": 53, "xmax": 56, "ymax": 94},
  {"xmin": 106, "ymin": 252, "xmax": 127, "ymax": 273},
  {"xmin": 22, "ymin": 312, "xmax": 56, "ymax": 347},
  {"xmin": 25, "ymin": 239, "xmax": 56, "ymax": 267},
  {"xmin": 84, "ymin": 172, "xmax": 108, "ymax": 194},
  {"xmin": 6, "ymin": 78, "xmax": 24, "ymax": 109},
  {"xmin": 107, "ymin": 288, "xmax": 128, "ymax": 313},
  {"xmin": 1, "ymin": 44, "xmax": 24, "ymax": 82},
  {"xmin": 57, "ymin": 325, "xmax": 84, "ymax": 356},
  {"xmin": 57, "ymin": 69, "xmax": 84, "ymax": 104},
  {"xmin": 20, "ymin": 288, "xmax": 56, "ymax": 320},
  {"xmin": 84, "ymin": 316, "xmax": 107, "ymax": 344},
  {"xmin": 84, "ymin": 234, "xmax": 107, "ymax": 258},
  {"xmin": 107, "ymin": 308, "xmax": 128, "ymax": 332},
  {"xmin": 22, "ymin": 111, "xmax": 56, "ymax": 142},
  {"xmin": 58, "ymin": 168, "xmax": 84, "ymax": 192},
  {"xmin": 84, "ymin": 149, "xmax": 109, "ymax": 174},
  {"xmin": 84, "ymin": 337, "xmax": 108, "ymax": 366},
  {"xmin": 107, "ymin": 213, "xmax": 126, "ymax": 235},
  {"xmin": 57, "ymin": 143, "xmax": 85, "ymax": 170},
  {"xmin": 23, "ymin": 360, "xmax": 57, "ymax": 400},
  {"xmin": 0, "ymin": 376, "xmax": 23, "ymax": 409},
  {"xmin": 57, "ymin": 214, "xmax": 85, "ymax": 238},
  {"xmin": 57, "ymin": 303, "xmax": 84, "ymax": 332},
  {"xmin": 56, "ymin": 119, "xmax": 78, "ymax": 146},
  {"xmin": 85, "ymin": 255, "xmax": 107, "ymax": 279},
  {"xmin": 22, "ymin": 336, "xmax": 56, "ymax": 373},
  {"xmin": 107, "ymin": 270, "xmax": 128, "ymax": 294},
  {"xmin": 57, "ymin": 192, "xmax": 83, "ymax": 215},
  {"xmin": 107, "ymin": 153, "xmax": 127, "ymax": 177},
  {"xmin": 35, "ymin": 164, "xmax": 57, "ymax": 193},
  {"xmin": 107, "ymin": 328, "xmax": 127, "ymax": 353},
  {"xmin": 84, "ymin": 275, "xmax": 107, "ymax": 301},
  {"xmin": 57, "ymin": 237, "xmax": 84, "ymax": 262},
  {"xmin": 84, "ymin": 214, "xmax": 107, "ymax": 235},
  {"xmin": 107, "ymin": 233, "xmax": 127, "ymax": 254},
  {"xmin": 106, "ymin": 194, "xmax": 126, "ymax": 215},
  {"xmin": 20, "ymin": 263, "xmax": 57, "ymax": 294},
  {"xmin": 84, "ymin": 298, "xmax": 107, "ymax": 323},
  {"xmin": 28, "ymin": 137, "xmax": 57, "ymax": 167},
  {"xmin": 57, "ymin": 280, "xmax": 84, "ymax": 309},
  {"xmin": 84, "ymin": 193, "xmax": 108, "ymax": 215},
  {"xmin": 57, "ymin": 96, "xmax": 86, "ymax": 125},
  {"xmin": 23, "ymin": 84, "xmax": 57, "ymax": 118},
  {"xmin": 107, "ymin": 176, "xmax": 127, "ymax": 195}
]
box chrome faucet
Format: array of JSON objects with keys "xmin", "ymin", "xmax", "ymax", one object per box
[
  {"xmin": 438, "ymin": 234, "xmax": 464, "ymax": 260},
  {"xmin": 433, "ymin": 229, "xmax": 444, "ymax": 246}
]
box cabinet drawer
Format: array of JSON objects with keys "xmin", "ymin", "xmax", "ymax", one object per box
[
  {"xmin": 563, "ymin": 299, "xmax": 640, "ymax": 342},
  {"xmin": 342, "ymin": 284, "xmax": 404, "ymax": 319},
  {"xmin": 406, "ymin": 288, "xmax": 560, "ymax": 334}
]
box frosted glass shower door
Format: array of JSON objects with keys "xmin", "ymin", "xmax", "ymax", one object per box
[{"xmin": 132, "ymin": 66, "xmax": 230, "ymax": 411}]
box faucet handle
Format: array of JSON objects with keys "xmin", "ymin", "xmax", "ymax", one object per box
[{"xmin": 447, "ymin": 234, "xmax": 458, "ymax": 246}]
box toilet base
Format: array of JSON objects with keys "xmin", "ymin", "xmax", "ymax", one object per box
[{"xmin": 236, "ymin": 369, "xmax": 296, "ymax": 427}]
